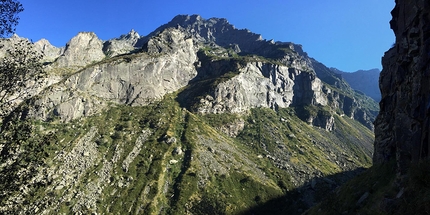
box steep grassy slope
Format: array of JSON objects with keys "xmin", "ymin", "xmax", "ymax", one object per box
[{"xmin": 0, "ymin": 93, "xmax": 373, "ymax": 214}]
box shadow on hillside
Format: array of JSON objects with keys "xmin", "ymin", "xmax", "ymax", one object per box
[
  {"xmin": 176, "ymin": 51, "xmax": 242, "ymax": 110},
  {"xmin": 238, "ymin": 167, "xmax": 367, "ymax": 215}
]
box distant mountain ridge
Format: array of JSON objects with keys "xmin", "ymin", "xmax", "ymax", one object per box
[{"xmin": 331, "ymin": 68, "xmax": 381, "ymax": 101}]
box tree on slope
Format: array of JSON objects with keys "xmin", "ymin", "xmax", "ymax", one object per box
[
  {"xmin": 0, "ymin": 2, "xmax": 52, "ymax": 208},
  {"xmin": 0, "ymin": 39, "xmax": 44, "ymax": 117},
  {"xmin": 0, "ymin": 0, "xmax": 45, "ymax": 118},
  {"xmin": 0, "ymin": 0, "xmax": 24, "ymax": 38}
]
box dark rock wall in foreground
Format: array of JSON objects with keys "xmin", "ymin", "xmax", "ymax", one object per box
[{"xmin": 374, "ymin": 0, "xmax": 430, "ymax": 174}]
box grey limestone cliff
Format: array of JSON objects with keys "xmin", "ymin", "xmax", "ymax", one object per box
[
  {"xmin": 103, "ymin": 29, "xmax": 144, "ymax": 57},
  {"xmin": 33, "ymin": 38, "xmax": 64, "ymax": 62},
  {"xmin": 32, "ymin": 28, "xmax": 197, "ymax": 122},
  {"xmin": 24, "ymin": 15, "xmax": 378, "ymax": 131},
  {"xmin": 196, "ymin": 62, "xmax": 327, "ymax": 114},
  {"xmin": 55, "ymin": 32, "xmax": 105, "ymax": 68}
]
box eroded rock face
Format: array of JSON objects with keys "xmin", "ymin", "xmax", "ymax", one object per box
[
  {"xmin": 33, "ymin": 39, "xmax": 64, "ymax": 62},
  {"xmin": 374, "ymin": 0, "xmax": 430, "ymax": 174},
  {"xmin": 148, "ymin": 14, "xmax": 304, "ymax": 59},
  {"xmin": 148, "ymin": 15, "xmax": 261, "ymax": 50},
  {"xmin": 55, "ymin": 32, "xmax": 105, "ymax": 68},
  {"xmin": 31, "ymin": 29, "xmax": 198, "ymax": 122},
  {"xmin": 196, "ymin": 62, "xmax": 327, "ymax": 114},
  {"xmin": 103, "ymin": 29, "xmax": 144, "ymax": 57}
]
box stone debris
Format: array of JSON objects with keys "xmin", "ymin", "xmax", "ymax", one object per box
[{"xmin": 122, "ymin": 129, "xmax": 152, "ymax": 172}]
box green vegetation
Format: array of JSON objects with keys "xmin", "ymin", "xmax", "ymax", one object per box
[
  {"xmin": 0, "ymin": 38, "xmax": 45, "ymax": 117},
  {"xmin": 199, "ymin": 46, "xmax": 286, "ymax": 66},
  {"xmin": 0, "ymin": 92, "xmax": 375, "ymax": 214},
  {"xmin": 294, "ymin": 105, "xmax": 332, "ymax": 122}
]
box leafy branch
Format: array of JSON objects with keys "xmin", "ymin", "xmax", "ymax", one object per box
[
  {"xmin": 0, "ymin": 0, "xmax": 24, "ymax": 38},
  {"xmin": 0, "ymin": 39, "xmax": 45, "ymax": 118}
]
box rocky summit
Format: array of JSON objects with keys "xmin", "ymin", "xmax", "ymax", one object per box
[{"xmin": 0, "ymin": 15, "xmax": 379, "ymax": 214}]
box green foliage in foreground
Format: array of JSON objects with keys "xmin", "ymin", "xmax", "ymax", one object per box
[{"xmin": 0, "ymin": 94, "xmax": 375, "ymax": 214}]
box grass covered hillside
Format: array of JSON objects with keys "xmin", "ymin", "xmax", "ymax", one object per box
[{"xmin": 0, "ymin": 93, "xmax": 374, "ymax": 214}]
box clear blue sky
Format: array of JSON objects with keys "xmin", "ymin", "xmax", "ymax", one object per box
[{"xmin": 15, "ymin": 0, "xmax": 395, "ymax": 72}]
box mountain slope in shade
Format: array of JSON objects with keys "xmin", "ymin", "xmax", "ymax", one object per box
[{"xmin": 331, "ymin": 68, "xmax": 381, "ymax": 101}]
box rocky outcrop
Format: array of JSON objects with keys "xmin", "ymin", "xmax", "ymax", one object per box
[
  {"xmin": 31, "ymin": 29, "xmax": 197, "ymax": 122},
  {"xmin": 103, "ymin": 29, "xmax": 144, "ymax": 57},
  {"xmin": 374, "ymin": 0, "xmax": 430, "ymax": 174},
  {"xmin": 147, "ymin": 15, "xmax": 261, "ymax": 50},
  {"xmin": 122, "ymin": 129, "xmax": 152, "ymax": 173},
  {"xmin": 33, "ymin": 39, "xmax": 64, "ymax": 62},
  {"xmin": 196, "ymin": 62, "xmax": 327, "ymax": 114},
  {"xmin": 147, "ymin": 14, "xmax": 301, "ymax": 59},
  {"xmin": 312, "ymin": 113, "xmax": 335, "ymax": 131},
  {"xmin": 55, "ymin": 32, "xmax": 105, "ymax": 68},
  {"xmin": 185, "ymin": 46, "xmax": 374, "ymax": 130}
]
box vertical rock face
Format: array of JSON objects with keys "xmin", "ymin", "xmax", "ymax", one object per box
[
  {"xmin": 196, "ymin": 62, "xmax": 327, "ymax": 114},
  {"xmin": 374, "ymin": 0, "xmax": 430, "ymax": 174},
  {"xmin": 31, "ymin": 29, "xmax": 197, "ymax": 122}
]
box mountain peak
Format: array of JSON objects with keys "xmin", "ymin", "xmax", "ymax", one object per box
[
  {"xmin": 116, "ymin": 29, "xmax": 140, "ymax": 41},
  {"xmin": 156, "ymin": 14, "xmax": 235, "ymax": 36},
  {"xmin": 330, "ymin": 68, "xmax": 381, "ymax": 101},
  {"xmin": 171, "ymin": 14, "xmax": 203, "ymax": 23},
  {"xmin": 55, "ymin": 32, "xmax": 105, "ymax": 67},
  {"xmin": 168, "ymin": 14, "xmax": 230, "ymax": 26},
  {"xmin": 146, "ymin": 15, "xmax": 292, "ymax": 60},
  {"xmin": 33, "ymin": 38, "xmax": 64, "ymax": 61},
  {"xmin": 34, "ymin": 38, "xmax": 51, "ymax": 45}
]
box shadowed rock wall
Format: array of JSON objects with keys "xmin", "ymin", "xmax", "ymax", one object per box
[{"xmin": 374, "ymin": 0, "xmax": 430, "ymax": 174}]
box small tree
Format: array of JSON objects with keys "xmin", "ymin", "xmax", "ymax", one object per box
[
  {"xmin": 0, "ymin": 0, "xmax": 45, "ymax": 118},
  {"xmin": 0, "ymin": 2, "xmax": 50, "ymax": 208},
  {"xmin": 0, "ymin": 39, "xmax": 44, "ymax": 117},
  {"xmin": 0, "ymin": 0, "xmax": 24, "ymax": 38}
]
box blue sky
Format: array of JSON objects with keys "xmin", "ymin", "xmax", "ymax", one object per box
[{"xmin": 15, "ymin": 0, "xmax": 395, "ymax": 72}]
